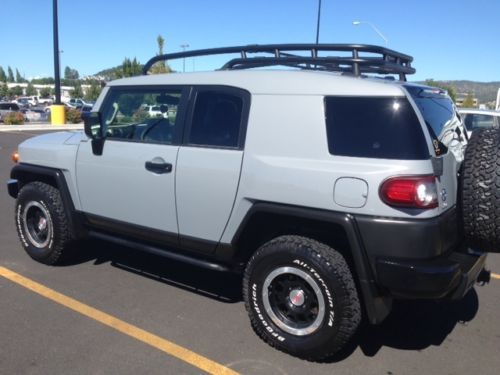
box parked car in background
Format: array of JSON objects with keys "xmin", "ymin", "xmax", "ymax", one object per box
[
  {"xmin": 14, "ymin": 98, "xmax": 31, "ymax": 109},
  {"xmin": 141, "ymin": 104, "xmax": 168, "ymax": 118},
  {"xmin": 68, "ymin": 98, "xmax": 94, "ymax": 108},
  {"xmin": 22, "ymin": 108, "xmax": 49, "ymax": 122},
  {"xmin": 38, "ymin": 97, "xmax": 53, "ymax": 106},
  {"xmin": 459, "ymin": 108, "xmax": 500, "ymax": 136},
  {"xmin": 0, "ymin": 102, "xmax": 21, "ymax": 122},
  {"xmin": 14, "ymin": 96, "xmax": 39, "ymax": 107},
  {"xmin": 79, "ymin": 105, "xmax": 93, "ymax": 120}
]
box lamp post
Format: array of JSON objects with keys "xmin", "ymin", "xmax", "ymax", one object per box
[
  {"xmin": 180, "ymin": 44, "xmax": 189, "ymax": 73},
  {"xmin": 315, "ymin": 0, "xmax": 322, "ymax": 44},
  {"xmin": 51, "ymin": 0, "xmax": 65, "ymax": 125},
  {"xmin": 352, "ymin": 20, "xmax": 388, "ymax": 46},
  {"xmin": 53, "ymin": 0, "xmax": 61, "ymax": 104}
]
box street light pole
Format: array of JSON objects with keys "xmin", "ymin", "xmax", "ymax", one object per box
[
  {"xmin": 51, "ymin": 0, "xmax": 65, "ymax": 125},
  {"xmin": 352, "ymin": 20, "xmax": 389, "ymax": 46},
  {"xmin": 180, "ymin": 44, "xmax": 189, "ymax": 73},
  {"xmin": 315, "ymin": 0, "xmax": 322, "ymax": 44},
  {"xmin": 53, "ymin": 0, "xmax": 61, "ymax": 104}
]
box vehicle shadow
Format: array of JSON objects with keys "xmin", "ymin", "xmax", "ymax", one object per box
[
  {"xmin": 64, "ymin": 239, "xmax": 480, "ymax": 360},
  {"xmin": 64, "ymin": 238, "xmax": 243, "ymax": 303},
  {"xmin": 328, "ymin": 288, "xmax": 479, "ymax": 362}
]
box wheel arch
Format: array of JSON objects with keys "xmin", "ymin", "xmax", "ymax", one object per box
[
  {"xmin": 10, "ymin": 163, "xmax": 85, "ymax": 237},
  {"xmin": 218, "ymin": 202, "xmax": 392, "ymax": 324}
]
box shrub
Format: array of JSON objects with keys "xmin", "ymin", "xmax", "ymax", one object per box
[
  {"xmin": 3, "ymin": 112, "xmax": 25, "ymax": 125},
  {"xmin": 65, "ymin": 107, "xmax": 82, "ymax": 124}
]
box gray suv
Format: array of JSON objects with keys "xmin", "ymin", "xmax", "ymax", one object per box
[{"xmin": 7, "ymin": 44, "xmax": 497, "ymax": 360}]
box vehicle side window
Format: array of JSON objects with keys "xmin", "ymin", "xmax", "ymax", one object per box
[
  {"xmin": 188, "ymin": 91, "xmax": 243, "ymax": 148},
  {"xmin": 325, "ymin": 96, "xmax": 429, "ymax": 160},
  {"xmin": 472, "ymin": 114, "xmax": 495, "ymax": 129},
  {"xmin": 101, "ymin": 88, "xmax": 183, "ymax": 144}
]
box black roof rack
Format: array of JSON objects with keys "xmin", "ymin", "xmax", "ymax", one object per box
[{"xmin": 142, "ymin": 43, "xmax": 415, "ymax": 81}]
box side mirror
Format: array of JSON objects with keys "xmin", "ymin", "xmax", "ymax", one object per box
[
  {"xmin": 83, "ymin": 112, "xmax": 105, "ymax": 156},
  {"xmin": 84, "ymin": 112, "xmax": 102, "ymax": 139}
]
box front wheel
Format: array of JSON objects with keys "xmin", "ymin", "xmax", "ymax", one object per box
[
  {"xmin": 243, "ymin": 235, "xmax": 361, "ymax": 360},
  {"xmin": 15, "ymin": 182, "xmax": 75, "ymax": 265}
]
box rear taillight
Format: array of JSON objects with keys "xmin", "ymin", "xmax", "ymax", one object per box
[{"xmin": 380, "ymin": 176, "xmax": 438, "ymax": 209}]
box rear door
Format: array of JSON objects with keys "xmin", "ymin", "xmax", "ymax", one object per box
[{"xmin": 175, "ymin": 86, "xmax": 250, "ymax": 252}]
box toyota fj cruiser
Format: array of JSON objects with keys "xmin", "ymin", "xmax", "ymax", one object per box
[{"xmin": 7, "ymin": 44, "xmax": 497, "ymax": 360}]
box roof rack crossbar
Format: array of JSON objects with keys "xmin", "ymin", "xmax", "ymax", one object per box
[{"xmin": 142, "ymin": 43, "xmax": 415, "ymax": 80}]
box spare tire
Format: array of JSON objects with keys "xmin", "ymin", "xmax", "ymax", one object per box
[{"xmin": 461, "ymin": 127, "xmax": 500, "ymax": 252}]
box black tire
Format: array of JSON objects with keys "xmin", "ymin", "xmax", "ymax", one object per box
[
  {"xmin": 243, "ymin": 235, "xmax": 361, "ymax": 361},
  {"xmin": 461, "ymin": 127, "xmax": 500, "ymax": 252},
  {"xmin": 15, "ymin": 181, "xmax": 75, "ymax": 265}
]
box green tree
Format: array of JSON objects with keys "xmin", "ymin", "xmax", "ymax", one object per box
[
  {"xmin": 424, "ymin": 79, "xmax": 457, "ymax": 103},
  {"xmin": 64, "ymin": 66, "xmax": 79, "ymax": 80},
  {"xmin": 72, "ymin": 84, "xmax": 84, "ymax": 98},
  {"xmin": 116, "ymin": 57, "xmax": 142, "ymax": 78},
  {"xmin": 9, "ymin": 85, "xmax": 23, "ymax": 97},
  {"xmin": 461, "ymin": 92, "xmax": 475, "ymax": 108},
  {"xmin": 149, "ymin": 34, "xmax": 172, "ymax": 74},
  {"xmin": 0, "ymin": 66, "xmax": 6, "ymax": 82},
  {"xmin": 15, "ymin": 69, "xmax": 26, "ymax": 83},
  {"xmin": 39, "ymin": 87, "xmax": 52, "ymax": 98},
  {"xmin": 84, "ymin": 81, "xmax": 102, "ymax": 101},
  {"xmin": 32, "ymin": 77, "xmax": 55, "ymax": 85},
  {"xmin": 0, "ymin": 82, "xmax": 8, "ymax": 98},
  {"xmin": 7, "ymin": 66, "xmax": 14, "ymax": 82},
  {"xmin": 25, "ymin": 82, "xmax": 37, "ymax": 96}
]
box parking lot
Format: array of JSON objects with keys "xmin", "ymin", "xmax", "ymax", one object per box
[{"xmin": 1, "ymin": 129, "xmax": 500, "ymax": 374}]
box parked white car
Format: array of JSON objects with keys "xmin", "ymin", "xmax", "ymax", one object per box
[{"xmin": 459, "ymin": 108, "xmax": 500, "ymax": 137}]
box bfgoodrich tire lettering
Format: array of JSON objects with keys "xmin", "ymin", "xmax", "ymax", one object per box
[
  {"xmin": 461, "ymin": 127, "xmax": 500, "ymax": 252},
  {"xmin": 243, "ymin": 235, "xmax": 361, "ymax": 361},
  {"xmin": 15, "ymin": 182, "xmax": 75, "ymax": 265}
]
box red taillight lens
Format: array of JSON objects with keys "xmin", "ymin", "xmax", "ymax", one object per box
[{"xmin": 380, "ymin": 176, "xmax": 438, "ymax": 209}]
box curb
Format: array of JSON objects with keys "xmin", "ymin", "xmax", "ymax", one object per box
[{"xmin": 0, "ymin": 123, "xmax": 83, "ymax": 132}]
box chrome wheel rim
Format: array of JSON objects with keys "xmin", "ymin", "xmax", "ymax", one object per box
[
  {"xmin": 22, "ymin": 201, "xmax": 52, "ymax": 248},
  {"xmin": 262, "ymin": 266, "xmax": 325, "ymax": 336}
]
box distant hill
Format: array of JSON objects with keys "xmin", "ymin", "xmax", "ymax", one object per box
[
  {"xmin": 95, "ymin": 65, "xmax": 144, "ymax": 81},
  {"xmin": 417, "ymin": 80, "xmax": 500, "ymax": 104}
]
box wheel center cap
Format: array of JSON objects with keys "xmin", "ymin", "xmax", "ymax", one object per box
[
  {"xmin": 289, "ymin": 289, "xmax": 305, "ymax": 307},
  {"xmin": 38, "ymin": 217, "xmax": 47, "ymax": 231}
]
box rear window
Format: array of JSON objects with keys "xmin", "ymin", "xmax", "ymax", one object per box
[
  {"xmin": 325, "ymin": 96, "xmax": 429, "ymax": 160},
  {"xmin": 405, "ymin": 86, "xmax": 456, "ymax": 139}
]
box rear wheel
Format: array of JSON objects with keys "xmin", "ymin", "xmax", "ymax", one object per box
[
  {"xmin": 243, "ymin": 235, "xmax": 361, "ymax": 360},
  {"xmin": 461, "ymin": 127, "xmax": 500, "ymax": 252},
  {"xmin": 15, "ymin": 182, "xmax": 75, "ymax": 265}
]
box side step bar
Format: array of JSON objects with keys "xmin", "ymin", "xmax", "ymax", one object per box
[{"xmin": 89, "ymin": 231, "xmax": 232, "ymax": 273}]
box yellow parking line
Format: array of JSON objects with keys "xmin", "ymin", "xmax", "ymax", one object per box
[
  {"xmin": 491, "ymin": 273, "xmax": 500, "ymax": 280},
  {"xmin": 0, "ymin": 266, "xmax": 238, "ymax": 375}
]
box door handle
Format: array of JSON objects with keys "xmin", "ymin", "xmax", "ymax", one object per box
[{"xmin": 145, "ymin": 160, "xmax": 173, "ymax": 174}]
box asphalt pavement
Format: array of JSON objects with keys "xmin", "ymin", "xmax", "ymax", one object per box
[{"xmin": 1, "ymin": 130, "xmax": 499, "ymax": 374}]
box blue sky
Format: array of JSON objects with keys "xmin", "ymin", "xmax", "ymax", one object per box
[{"xmin": 1, "ymin": 0, "xmax": 499, "ymax": 82}]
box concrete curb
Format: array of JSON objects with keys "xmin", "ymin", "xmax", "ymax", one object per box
[{"xmin": 0, "ymin": 123, "xmax": 83, "ymax": 132}]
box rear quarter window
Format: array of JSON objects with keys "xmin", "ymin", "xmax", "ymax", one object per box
[{"xmin": 325, "ymin": 96, "xmax": 429, "ymax": 160}]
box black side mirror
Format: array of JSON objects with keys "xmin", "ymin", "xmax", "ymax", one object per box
[
  {"xmin": 83, "ymin": 112, "xmax": 105, "ymax": 155},
  {"xmin": 84, "ymin": 112, "xmax": 102, "ymax": 139}
]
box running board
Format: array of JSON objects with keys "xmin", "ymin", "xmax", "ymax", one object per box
[{"xmin": 89, "ymin": 231, "xmax": 232, "ymax": 273}]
